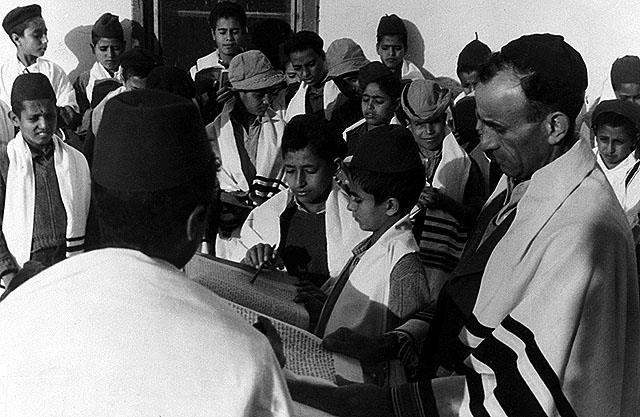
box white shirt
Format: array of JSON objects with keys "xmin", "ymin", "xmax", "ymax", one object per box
[
  {"xmin": 0, "ymin": 56, "xmax": 79, "ymax": 112},
  {"xmin": 0, "ymin": 248, "xmax": 293, "ymax": 417},
  {"xmin": 595, "ymin": 150, "xmax": 640, "ymax": 228}
]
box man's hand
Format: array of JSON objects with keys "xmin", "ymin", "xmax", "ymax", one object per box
[
  {"xmin": 242, "ymin": 243, "xmax": 283, "ymax": 269},
  {"xmin": 322, "ymin": 327, "xmax": 397, "ymax": 363},
  {"xmin": 215, "ymin": 86, "xmax": 234, "ymax": 104},
  {"xmin": 253, "ymin": 316, "xmax": 286, "ymax": 368}
]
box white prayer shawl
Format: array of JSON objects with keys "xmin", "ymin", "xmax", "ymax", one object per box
[
  {"xmin": 427, "ymin": 138, "xmax": 640, "ymax": 417},
  {"xmin": 239, "ymin": 186, "xmax": 370, "ymax": 276},
  {"xmin": 594, "ymin": 149, "xmax": 640, "ymax": 230},
  {"xmin": 401, "ymin": 59, "xmax": 425, "ymax": 82},
  {"xmin": 0, "ymin": 57, "xmax": 79, "ymax": 112},
  {"xmin": 342, "ymin": 118, "xmax": 365, "ymax": 142},
  {"xmin": 189, "ymin": 50, "xmax": 224, "ymax": 80},
  {"xmin": 91, "ymin": 85, "xmax": 127, "ymax": 135},
  {"xmin": 2, "ymin": 132, "xmax": 90, "ymax": 267},
  {"xmin": 85, "ymin": 61, "xmax": 122, "ymax": 104},
  {"xmin": 207, "ymin": 98, "xmax": 286, "ymax": 196},
  {"xmin": 322, "ymin": 215, "xmax": 418, "ymax": 338},
  {"xmin": 284, "ymin": 80, "xmax": 339, "ymax": 122}
]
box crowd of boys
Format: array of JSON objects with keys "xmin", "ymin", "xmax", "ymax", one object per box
[{"xmin": 0, "ymin": 2, "xmax": 638, "ymax": 416}]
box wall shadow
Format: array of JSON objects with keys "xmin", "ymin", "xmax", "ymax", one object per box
[{"xmin": 403, "ymin": 19, "xmax": 434, "ymax": 79}]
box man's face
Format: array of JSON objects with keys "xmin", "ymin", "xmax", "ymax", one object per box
[
  {"xmin": 476, "ymin": 70, "xmax": 552, "ymax": 181},
  {"xmin": 346, "ymin": 180, "xmax": 389, "ymax": 232},
  {"xmin": 459, "ymin": 70, "xmax": 479, "ymax": 96},
  {"xmin": 14, "ymin": 17, "xmax": 48, "ymax": 58},
  {"xmin": 361, "ymin": 82, "xmax": 396, "ymax": 128},
  {"xmin": 93, "ymin": 38, "xmax": 124, "ymax": 73},
  {"xmin": 615, "ymin": 83, "xmax": 640, "ymax": 104},
  {"xmin": 11, "ymin": 99, "xmax": 57, "ymax": 148},
  {"xmin": 376, "ymin": 35, "xmax": 406, "ymax": 70},
  {"xmin": 283, "ymin": 146, "xmax": 333, "ymax": 211},
  {"xmin": 409, "ymin": 118, "xmax": 447, "ymax": 153},
  {"xmin": 212, "ymin": 17, "xmax": 244, "ymax": 58},
  {"xmin": 596, "ymin": 124, "xmax": 637, "ymax": 169},
  {"xmin": 238, "ymin": 89, "xmax": 273, "ymax": 116},
  {"xmin": 289, "ymin": 49, "xmax": 326, "ymax": 86}
]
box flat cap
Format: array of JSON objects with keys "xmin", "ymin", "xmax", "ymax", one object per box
[
  {"xmin": 93, "ymin": 89, "xmax": 212, "ymax": 192},
  {"xmin": 376, "ymin": 14, "xmax": 406, "ymax": 38},
  {"xmin": 592, "ymin": 99, "xmax": 640, "ymax": 132},
  {"xmin": 350, "ymin": 125, "xmax": 422, "ymax": 173},
  {"xmin": 228, "ymin": 50, "xmax": 284, "ymax": 91},
  {"xmin": 611, "ymin": 55, "xmax": 640, "ymax": 87},
  {"xmin": 3, "ymin": 4, "xmax": 41, "ymax": 35},
  {"xmin": 401, "ymin": 79, "xmax": 452, "ymax": 122},
  {"xmin": 92, "ymin": 12, "xmax": 123, "ymax": 41},
  {"xmin": 11, "ymin": 73, "xmax": 55, "ymax": 108},
  {"xmin": 325, "ymin": 38, "xmax": 369, "ymax": 80}
]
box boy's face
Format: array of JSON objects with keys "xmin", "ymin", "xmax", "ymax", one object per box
[
  {"xmin": 614, "ymin": 83, "xmax": 640, "ymax": 104},
  {"xmin": 361, "ymin": 82, "xmax": 396, "ymax": 128},
  {"xmin": 346, "ymin": 180, "xmax": 389, "ymax": 232},
  {"xmin": 596, "ymin": 124, "xmax": 637, "ymax": 169},
  {"xmin": 212, "ymin": 17, "xmax": 244, "ymax": 58},
  {"xmin": 458, "ymin": 70, "xmax": 479, "ymax": 96},
  {"xmin": 93, "ymin": 38, "xmax": 124, "ymax": 73},
  {"xmin": 284, "ymin": 146, "xmax": 334, "ymax": 210},
  {"xmin": 335, "ymin": 72, "xmax": 360, "ymax": 98},
  {"xmin": 376, "ymin": 35, "xmax": 406, "ymax": 70},
  {"xmin": 284, "ymin": 61, "xmax": 300, "ymax": 86},
  {"xmin": 11, "ymin": 99, "xmax": 57, "ymax": 148},
  {"xmin": 409, "ymin": 118, "xmax": 447, "ymax": 153},
  {"xmin": 13, "ymin": 17, "xmax": 48, "ymax": 58},
  {"xmin": 289, "ymin": 48, "xmax": 326, "ymax": 86},
  {"xmin": 238, "ymin": 89, "xmax": 274, "ymax": 116}
]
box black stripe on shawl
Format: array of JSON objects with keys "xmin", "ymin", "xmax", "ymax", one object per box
[
  {"xmin": 466, "ymin": 314, "xmax": 494, "ymax": 339},
  {"xmin": 466, "ymin": 373, "xmax": 491, "ymax": 417}
]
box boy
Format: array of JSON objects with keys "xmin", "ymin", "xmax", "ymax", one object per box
[
  {"xmin": 314, "ymin": 125, "xmax": 430, "ymax": 339},
  {"xmin": 454, "ymin": 34, "xmax": 491, "ymax": 103},
  {"xmin": 74, "ymin": 13, "xmax": 125, "ymax": 120},
  {"xmin": 0, "ymin": 5, "xmax": 79, "ymax": 130},
  {"xmin": 191, "ymin": 1, "xmax": 246, "ymax": 124},
  {"xmin": 241, "ymin": 114, "xmax": 367, "ymax": 287},
  {"xmin": 345, "ymin": 61, "xmax": 401, "ymax": 154},
  {"xmin": 0, "ymin": 73, "xmax": 90, "ymax": 297},
  {"xmin": 375, "ymin": 14, "xmax": 428, "ymax": 82},
  {"xmin": 592, "ymin": 99, "xmax": 640, "ymax": 235},
  {"xmin": 284, "ymin": 31, "xmax": 331, "ymax": 121}
]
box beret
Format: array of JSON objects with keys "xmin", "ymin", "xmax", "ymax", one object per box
[
  {"xmin": 3, "ymin": 4, "xmax": 41, "ymax": 35},
  {"xmin": 350, "ymin": 125, "xmax": 422, "ymax": 173},
  {"xmin": 93, "ymin": 89, "xmax": 212, "ymax": 192},
  {"xmin": 376, "ymin": 14, "xmax": 406, "ymax": 38},
  {"xmin": 611, "ymin": 55, "xmax": 640, "ymax": 87},
  {"xmin": 592, "ymin": 99, "xmax": 640, "ymax": 132},
  {"xmin": 92, "ymin": 12, "xmax": 123, "ymax": 41},
  {"xmin": 11, "ymin": 73, "xmax": 55, "ymax": 108}
]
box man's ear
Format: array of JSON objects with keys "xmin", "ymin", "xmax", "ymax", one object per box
[
  {"xmin": 384, "ymin": 197, "xmax": 400, "ymax": 217},
  {"xmin": 546, "ymin": 111, "xmax": 571, "ymax": 145},
  {"xmin": 186, "ymin": 204, "xmax": 208, "ymax": 242},
  {"xmin": 9, "ymin": 110, "xmax": 20, "ymax": 128},
  {"xmin": 10, "ymin": 33, "xmax": 20, "ymax": 47}
]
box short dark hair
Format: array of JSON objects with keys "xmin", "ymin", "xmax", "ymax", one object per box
[
  {"xmin": 284, "ymin": 31, "xmax": 325, "ymax": 59},
  {"xmin": 7, "ymin": 20, "xmax": 29, "ymax": 39},
  {"xmin": 593, "ymin": 112, "xmax": 639, "ymax": 140},
  {"xmin": 360, "ymin": 74, "xmax": 402, "ymax": 100},
  {"xmin": 478, "ymin": 52, "xmax": 582, "ymax": 136},
  {"xmin": 208, "ymin": 1, "xmax": 246, "ymax": 31},
  {"xmin": 281, "ymin": 114, "xmax": 347, "ymax": 163},
  {"xmin": 376, "ymin": 33, "xmax": 408, "ymax": 49},
  {"xmin": 348, "ymin": 166, "xmax": 424, "ymax": 215}
]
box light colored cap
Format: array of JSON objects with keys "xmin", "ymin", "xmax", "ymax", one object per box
[
  {"xmin": 325, "ymin": 38, "xmax": 369, "ymax": 80},
  {"xmin": 228, "ymin": 50, "xmax": 285, "ymax": 91},
  {"xmin": 401, "ymin": 79, "xmax": 452, "ymax": 122}
]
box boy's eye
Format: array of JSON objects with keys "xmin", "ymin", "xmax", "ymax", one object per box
[{"xmin": 375, "ymin": 99, "xmax": 385, "ymax": 105}]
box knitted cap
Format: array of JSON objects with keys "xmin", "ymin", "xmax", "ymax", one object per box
[
  {"xmin": 92, "ymin": 12, "xmax": 123, "ymax": 41},
  {"xmin": 325, "ymin": 38, "xmax": 369, "ymax": 80},
  {"xmin": 93, "ymin": 89, "xmax": 212, "ymax": 192},
  {"xmin": 611, "ymin": 55, "xmax": 640, "ymax": 86},
  {"xmin": 401, "ymin": 79, "xmax": 452, "ymax": 122},
  {"xmin": 350, "ymin": 125, "xmax": 422, "ymax": 173},
  {"xmin": 11, "ymin": 73, "xmax": 55, "ymax": 108},
  {"xmin": 228, "ymin": 50, "xmax": 284, "ymax": 90},
  {"xmin": 376, "ymin": 14, "xmax": 406, "ymax": 38},
  {"xmin": 3, "ymin": 4, "xmax": 41, "ymax": 35}
]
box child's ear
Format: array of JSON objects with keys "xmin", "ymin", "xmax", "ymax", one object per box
[
  {"xmin": 9, "ymin": 110, "xmax": 20, "ymax": 128},
  {"xmin": 384, "ymin": 197, "xmax": 400, "ymax": 217}
]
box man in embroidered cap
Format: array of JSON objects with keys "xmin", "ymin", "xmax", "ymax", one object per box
[
  {"xmin": 290, "ymin": 33, "xmax": 639, "ymax": 417},
  {"xmin": 73, "ymin": 13, "xmax": 125, "ymax": 120},
  {"xmin": 0, "ymin": 4, "xmax": 79, "ymax": 132},
  {"xmin": 0, "ymin": 88, "xmax": 293, "ymax": 416},
  {"xmin": 0, "ymin": 73, "xmax": 90, "ymax": 300},
  {"xmin": 375, "ymin": 14, "xmax": 428, "ymax": 82},
  {"xmin": 206, "ymin": 49, "xmax": 286, "ymax": 259}
]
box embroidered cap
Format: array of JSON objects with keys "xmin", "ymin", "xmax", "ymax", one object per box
[
  {"xmin": 592, "ymin": 99, "xmax": 640, "ymax": 132},
  {"xmin": 349, "ymin": 125, "xmax": 422, "ymax": 173},
  {"xmin": 325, "ymin": 38, "xmax": 369, "ymax": 80},
  {"xmin": 401, "ymin": 79, "xmax": 452, "ymax": 122},
  {"xmin": 92, "ymin": 12, "xmax": 123, "ymax": 41},
  {"xmin": 93, "ymin": 89, "xmax": 212, "ymax": 192},
  {"xmin": 228, "ymin": 50, "xmax": 284, "ymax": 91},
  {"xmin": 11, "ymin": 73, "xmax": 55, "ymax": 108},
  {"xmin": 3, "ymin": 4, "xmax": 41, "ymax": 35},
  {"xmin": 611, "ymin": 55, "xmax": 640, "ymax": 87}
]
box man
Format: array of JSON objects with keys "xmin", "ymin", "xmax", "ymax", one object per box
[
  {"xmin": 375, "ymin": 14, "xmax": 430, "ymax": 82},
  {"xmin": 289, "ymin": 33, "xmax": 639, "ymax": 417},
  {"xmin": 0, "ymin": 89, "xmax": 293, "ymax": 416},
  {"xmin": 0, "ymin": 73, "xmax": 90, "ymax": 299},
  {"xmin": 0, "ymin": 5, "xmax": 79, "ymax": 131}
]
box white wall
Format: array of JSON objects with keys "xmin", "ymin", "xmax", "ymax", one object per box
[
  {"xmin": 0, "ymin": 1, "xmax": 133, "ymax": 81},
  {"xmin": 319, "ymin": 0, "xmax": 640, "ymax": 102}
]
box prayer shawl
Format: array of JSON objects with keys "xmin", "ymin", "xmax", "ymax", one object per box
[
  {"xmin": 391, "ymin": 138, "xmax": 640, "ymax": 417},
  {"xmin": 401, "ymin": 59, "xmax": 425, "ymax": 82},
  {"xmin": 342, "ymin": 118, "xmax": 365, "ymax": 142},
  {"xmin": 189, "ymin": 50, "xmax": 224, "ymax": 81},
  {"xmin": 320, "ymin": 215, "xmax": 418, "ymax": 338},
  {"xmin": 91, "ymin": 85, "xmax": 127, "ymax": 135},
  {"xmin": 2, "ymin": 132, "xmax": 90, "ymax": 267},
  {"xmin": 207, "ymin": 98, "xmax": 286, "ymax": 199},
  {"xmin": 415, "ymin": 133, "xmax": 471, "ymax": 295},
  {"xmin": 85, "ymin": 61, "xmax": 122, "ymax": 104},
  {"xmin": 239, "ymin": 186, "xmax": 370, "ymax": 276},
  {"xmin": 0, "ymin": 57, "xmax": 79, "ymax": 112},
  {"xmin": 284, "ymin": 80, "xmax": 340, "ymax": 122}
]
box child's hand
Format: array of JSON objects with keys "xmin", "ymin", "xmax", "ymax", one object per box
[
  {"xmin": 418, "ymin": 186, "xmax": 444, "ymax": 209},
  {"xmin": 242, "ymin": 243, "xmax": 282, "ymax": 269}
]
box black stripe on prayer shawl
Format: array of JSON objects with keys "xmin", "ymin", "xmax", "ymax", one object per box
[
  {"xmin": 502, "ymin": 316, "xmax": 578, "ymax": 417},
  {"xmin": 472, "ymin": 335, "xmax": 548, "ymax": 417},
  {"xmin": 420, "ymin": 224, "xmax": 469, "ymax": 244},
  {"xmin": 66, "ymin": 244, "xmax": 85, "ymax": 253},
  {"xmin": 625, "ymin": 160, "xmax": 640, "ymax": 188},
  {"xmin": 66, "ymin": 236, "xmax": 85, "ymax": 242},
  {"xmin": 423, "ymin": 215, "xmax": 467, "ymax": 231},
  {"xmin": 466, "ymin": 373, "xmax": 491, "ymax": 417},
  {"xmin": 466, "ymin": 314, "xmax": 494, "ymax": 339},
  {"xmin": 419, "ymin": 237, "xmax": 465, "ymax": 253}
]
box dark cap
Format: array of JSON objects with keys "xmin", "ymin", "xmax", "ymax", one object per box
[
  {"xmin": 592, "ymin": 99, "xmax": 640, "ymax": 132},
  {"xmin": 3, "ymin": 4, "xmax": 42, "ymax": 35},
  {"xmin": 119, "ymin": 47, "xmax": 159, "ymax": 71},
  {"xmin": 611, "ymin": 55, "xmax": 640, "ymax": 87},
  {"xmin": 92, "ymin": 12, "xmax": 123, "ymax": 41},
  {"xmin": 93, "ymin": 89, "xmax": 212, "ymax": 192},
  {"xmin": 376, "ymin": 14, "xmax": 406, "ymax": 38},
  {"xmin": 457, "ymin": 35, "xmax": 491, "ymax": 70},
  {"xmin": 350, "ymin": 125, "xmax": 422, "ymax": 173},
  {"xmin": 11, "ymin": 73, "xmax": 55, "ymax": 108},
  {"xmin": 500, "ymin": 33, "xmax": 587, "ymax": 119},
  {"xmin": 358, "ymin": 61, "xmax": 393, "ymax": 89}
]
